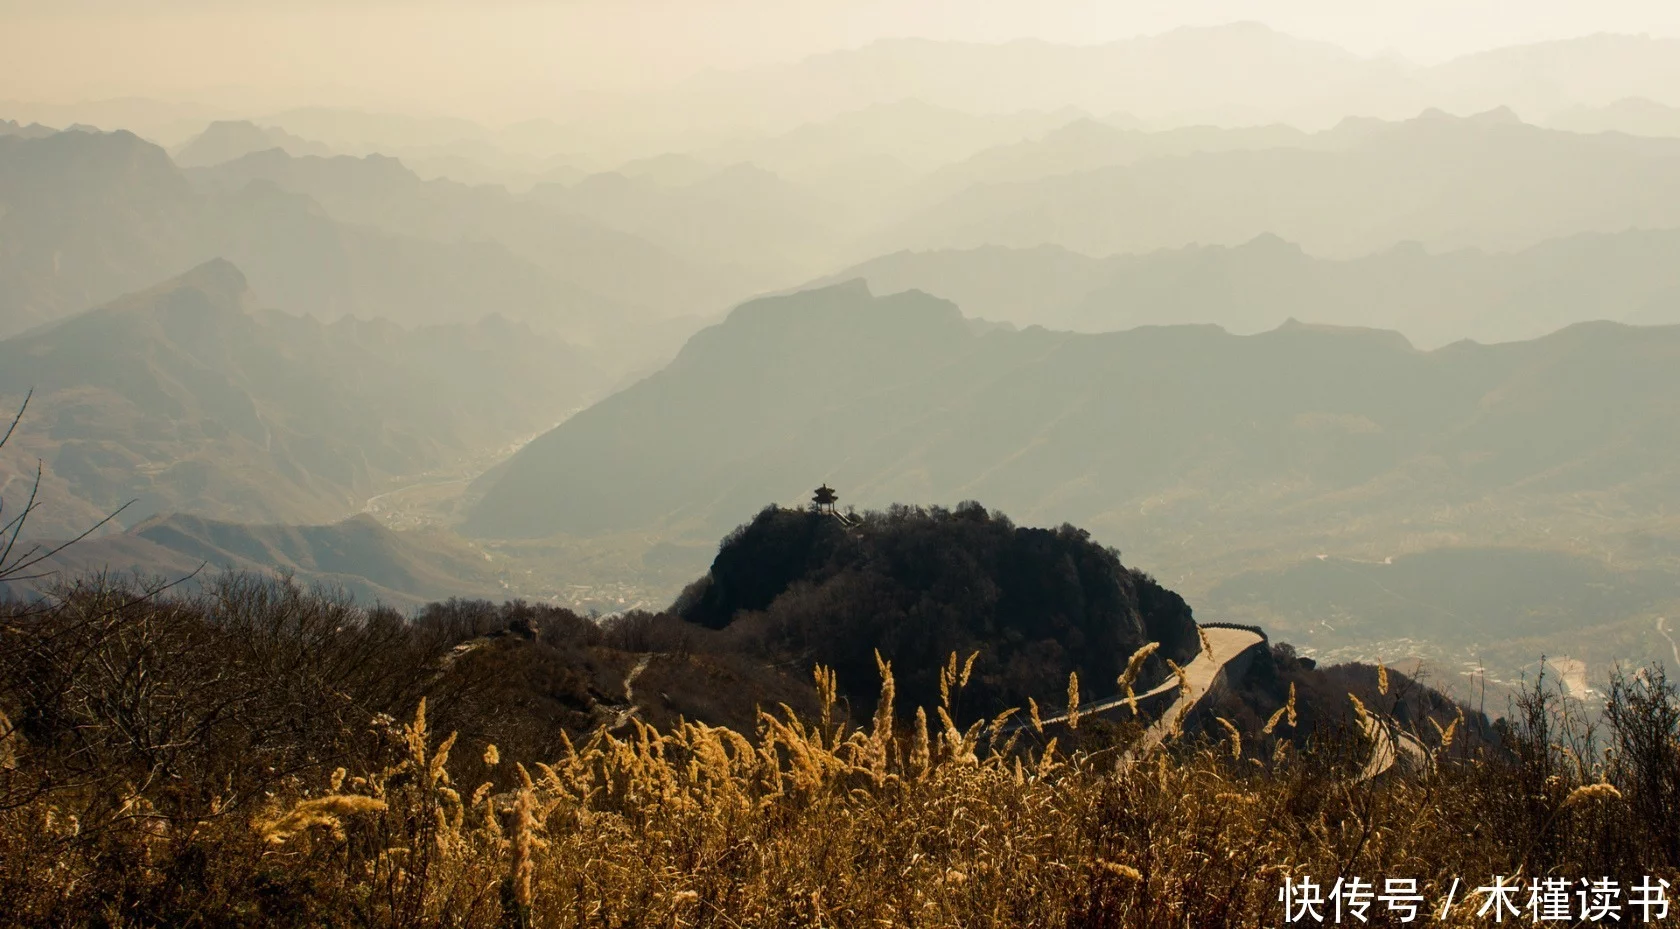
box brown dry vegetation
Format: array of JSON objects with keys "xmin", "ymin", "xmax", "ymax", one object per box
[{"xmin": 2, "ymin": 579, "xmax": 1680, "ymax": 927}]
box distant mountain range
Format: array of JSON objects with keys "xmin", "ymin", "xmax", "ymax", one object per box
[
  {"xmin": 0, "ymin": 119, "xmax": 57, "ymax": 140},
  {"xmin": 189, "ymin": 147, "xmax": 735, "ymax": 319},
  {"xmin": 0, "ymin": 97, "xmax": 223, "ymax": 147},
  {"xmin": 0, "ymin": 260, "xmax": 600, "ymax": 536},
  {"xmin": 1548, "ymin": 98, "xmax": 1680, "ymax": 137},
  {"xmin": 527, "ymin": 163, "xmax": 852, "ymax": 289},
  {"xmin": 689, "ymin": 101, "xmax": 1095, "ymax": 201},
  {"xmin": 0, "ymin": 128, "xmax": 716, "ymax": 358},
  {"xmin": 667, "ymin": 26, "xmax": 1680, "ymax": 131},
  {"xmin": 1, "ymin": 512, "xmax": 505, "ymax": 609},
  {"xmin": 466, "ymin": 280, "xmax": 1680, "ymax": 565},
  {"xmin": 171, "ymin": 119, "xmax": 332, "ymax": 167},
  {"xmin": 10, "ymin": 27, "xmax": 1680, "ymax": 159},
  {"xmin": 0, "ymin": 129, "xmax": 204, "ymax": 333},
  {"xmin": 821, "ymin": 228, "xmax": 1680, "ymax": 348},
  {"xmin": 861, "ymin": 109, "xmax": 1680, "ymax": 260},
  {"xmin": 904, "ymin": 117, "xmax": 1311, "ymax": 206},
  {"xmin": 15, "ymin": 106, "xmax": 1680, "ymax": 354}
]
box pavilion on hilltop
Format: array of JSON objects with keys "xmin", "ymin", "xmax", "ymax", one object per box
[{"xmin": 811, "ymin": 484, "xmax": 838, "ymax": 514}]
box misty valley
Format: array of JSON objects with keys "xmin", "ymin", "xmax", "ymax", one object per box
[{"xmin": 6, "ymin": 11, "xmax": 1680, "ymax": 927}]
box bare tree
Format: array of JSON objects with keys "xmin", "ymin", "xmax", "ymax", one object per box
[{"xmin": 0, "ymin": 390, "xmax": 132, "ymax": 584}]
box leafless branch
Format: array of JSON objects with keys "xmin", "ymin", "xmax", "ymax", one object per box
[
  {"xmin": 0, "ymin": 496, "xmax": 135, "ymax": 583},
  {"xmin": 0, "ymin": 387, "xmax": 30, "ymax": 451},
  {"xmin": 0, "ymin": 390, "xmax": 135, "ymax": 584}
]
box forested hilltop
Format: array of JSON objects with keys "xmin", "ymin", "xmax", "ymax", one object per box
[{"xmin": 672, "ymin": 503, "xmax": 1201, "ymax": 715}]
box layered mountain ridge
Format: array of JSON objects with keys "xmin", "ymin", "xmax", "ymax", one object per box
[
  {"xmin": 820, "ymin": 228, "xmax": 1680, "ymax": 348},
  {"xmin": 467, "ymin": 280, "xmax": 1680, "ymax": 570},
  {"xmin": 0, "ymin": 260, "xmax": 600, "ymax": 536}
]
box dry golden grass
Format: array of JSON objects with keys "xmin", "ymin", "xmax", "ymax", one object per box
[{"xmin": 2, "ymin": 653, "xmax": 1677, "ymax": 928}]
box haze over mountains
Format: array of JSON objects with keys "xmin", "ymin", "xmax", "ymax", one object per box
[
  {"xmin": 469, "ymin": 282, "xmax": 1680, "ymax": 547},
  {"xmin": 171, "ymin": 120, "xmax": 333, "ymax": 167},
  {"xmin": 0, "ymin": 128, "xmax": 716, "ymax": 362},
  {"xmin": 1548, "ymin": 97, "xmax": 1680, "ymax": 136},
  {"xmin": 13, "ymin": 85, "xmax": 1680, "ymax": 353},
  {"xmin": 0, "ymin": 513, "xmax": 507, "ymax": 610},
  {"xmin": 865, "ymin": 109, "xmax": 1680, "ymax": 260},
  {"xmin": 823, "ymin": 228, "xmax": 1680, "ymax": 347},
  {"xmin": 0, "ymin": 260, "xmax": 599, "ymax": 537},
  {"xmin": 587, "ymin": 26, "xmax": 1680, "ymax": 137},
  {"xmin": 466, "ymin": 282, "xmax": 1680, "ymax": 679},
  {"xmin": 8, "ymin": 15, "xmax": 1680, "ymax": 694},
  {"xmin": 188, "ymin": 148, "xmax": 736, "ymax": 321}
]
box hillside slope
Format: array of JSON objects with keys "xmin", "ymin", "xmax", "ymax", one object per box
[
  {"xmin": 0, "ymin": 260, "xmax": 601, "ymax": 535},
  {"xmin": 469, "ymin": 280, "xmax": 1680, "ymax": 548}
]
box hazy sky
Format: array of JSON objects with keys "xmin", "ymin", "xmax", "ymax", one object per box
[{"xmin": 6, "ymin": 0, "xmax": 1680, "ymax": 120}]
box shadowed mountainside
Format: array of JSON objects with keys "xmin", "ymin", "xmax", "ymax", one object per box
[
  {"xmin": 0, "ymin": 260, "xmax": 602, "ymax": 535},
  {"xmin": 468, "ymin": 279, "xmax": 1680, "ymax": 547}
]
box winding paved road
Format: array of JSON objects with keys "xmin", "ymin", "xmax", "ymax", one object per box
[
  {"xmin": 1037, "ymin": 626, "xmax": 1431, "ymax": 782},
  {"xmin": 1122, "ymin": 627, "xmax": 1266, "ymax": 760},
  {"xmin": 1357, "ymin": 714, "xmax": 1431, "ymax": 782},
  {"xmin": 1031, "ymin": 626, "xmax": 1267, "ymax": 761}
]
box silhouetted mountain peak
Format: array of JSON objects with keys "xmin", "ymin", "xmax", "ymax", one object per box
[
  {"xmin": 1, "ymin": 126, "xmax": 182, "ymax": 187},
  {"xmin": 182, "ymin": 120, "xmax": 269, "ymax": 150},
  {"xmin": 1235, "ymin": 232, "xmax": 1306, "ymax": 256},
  {"xmin": 1530, "ymin": 318, "xmax": 1644, "ymax": 347},
  {"xmin": 172, "ymin": 119, "xmax": 332, "ymax": 167},
  {"xmin": 1470, "ymin": 105, "xmax": 1523, "ymax": 124},
  {"xmin": 1269, "ymin": 317, "xmax": 1417, "ymax": 351},
  {"xmin": 176, "ymin": 256, "xmax": 250, "ymax": 296},
  {"xmin": 724, "ymin": 278, "xmax": 872, "ymax": 322},
  {"xmin": 1045, "ymin": 117, "xmax": 1123, "ymax": 141},
  {"xmin": 214, "ymin": 147, "xmax": 422, "ymax": 188},
  {"xmin": 1410, "ymin": 105, "xmax": 1523, "ymax": 128},
  {"xmin": 104, "ymin": 258, "xmax": 257, "ymax": 319},
  {"xmin": 807, "ymin": 277, "xmax": 871, "ymax": 300},
  {"xmin": 718, "ymin": 280, "xmax": 970, "ymax": 342},
  {"xmin": 0, "ymin": 119, "xmax": 56, "ymax": 139}
]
